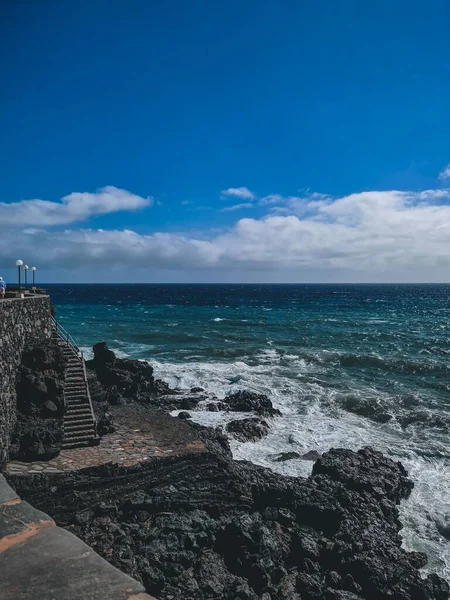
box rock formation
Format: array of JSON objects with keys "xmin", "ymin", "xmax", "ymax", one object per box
[{"xmin": 10, "ymin": 336, "xmax": 66, "ymax": 461}]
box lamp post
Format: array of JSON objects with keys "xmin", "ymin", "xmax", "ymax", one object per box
[
  {"xmin": 24, "ymin": 265, "xmax": 29, "ymax": 289},
  {"xmin": 16, "ymin": 260, "xmax": 23, "ymax": 294},
  {"xmin": 32, "ymin": 266, "xmax": 36, "ymax": 288}
]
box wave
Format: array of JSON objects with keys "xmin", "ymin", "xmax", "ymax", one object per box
[{"xmin": 149, "ymin": 354, "xmax": 450, "ymax": 582}]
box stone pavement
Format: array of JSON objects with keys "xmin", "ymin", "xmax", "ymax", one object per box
[
  {"xmin": 5, "ymin": 407, "xmax": 205, "ymax": 476},
  {"xmin": 0, "ymin": 474, "xmax": 156, "ymax": 600}
]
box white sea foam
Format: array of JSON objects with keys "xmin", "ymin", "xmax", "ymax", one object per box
[{"xmin": 151, "ymin": 354, "xmax": 450, "ymax": 582}]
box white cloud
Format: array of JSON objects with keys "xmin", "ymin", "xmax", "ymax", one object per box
[
  {"xmin": 0, "ymin": 186, "xmax": 151, "ymax": 228},
  {"xmin": 221, "ymin": 203, "xmax": 254, "ymax": 212},
  {"xmin": 438, "ymin": 164, "xmax": 450, "ymax": 181},
  {"xmin": 221, "ymin": 187, "xmax": 256, "ymax": 200},
  {"xmin": 3, "ymin": 186, "xmax": 450, "ymax": 282}
]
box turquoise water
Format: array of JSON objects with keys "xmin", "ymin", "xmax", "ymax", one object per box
[{"xmin": 48, "ymin": 283, "xmax": 450, "ymax": 579}]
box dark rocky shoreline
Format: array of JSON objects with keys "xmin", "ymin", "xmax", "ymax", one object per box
[{"xmin": 9, "ymin": 342, "xmax": 450, "ymax": 600}]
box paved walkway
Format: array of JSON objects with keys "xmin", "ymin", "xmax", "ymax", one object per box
[
  {"xmin": 5, "ymin": 407, "xmax": 205, "ymax": 476},
  {"xmin": 0, "ymin": 474, "xmax": 156, "ymax": 600}
]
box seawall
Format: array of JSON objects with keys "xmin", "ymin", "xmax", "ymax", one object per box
[{"xmin": 0, "ymin": 296, "xmax": 53, "ymax": 466}]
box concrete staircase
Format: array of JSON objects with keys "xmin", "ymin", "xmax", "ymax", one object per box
[{"xmin": 51, "ymin": 320, "xmax": 98, "ymax": 449}]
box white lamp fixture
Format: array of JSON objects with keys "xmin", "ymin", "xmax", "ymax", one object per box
[{"xmin": 15, "ymin": 259, "xmax": 23, "ymax": 293}]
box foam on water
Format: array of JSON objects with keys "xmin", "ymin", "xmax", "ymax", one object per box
[{"xmin": 152, "ymin": 353, "xmax": 450, "ymax": 582}]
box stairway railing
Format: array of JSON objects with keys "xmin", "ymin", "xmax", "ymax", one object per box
[
  {"xmin": 51, "ymin": 316, "xmax": 97, "ymax": 426},
  {"xmin": 51, "ymin": 316, "xmax": 83, "ymax": 361}
]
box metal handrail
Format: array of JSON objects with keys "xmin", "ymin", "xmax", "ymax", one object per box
[
  {"xmin": 51, "ymin": 316, "xmax": 97, "ymax": 425},
  {"xmin": 51, "ymin": 316, "xmax": 83, "ymax": 362}
]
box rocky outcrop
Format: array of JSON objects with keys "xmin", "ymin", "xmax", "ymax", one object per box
[
  {"xmin": 86, "ymin": 342, "xmax": 174, "ymax": 408},
  {"xmin": 224, "ymin": 391, "xmax": 281, "ymax": 417},
  {"xmin": 226, "ymin": 417, "xmax": 269, "ymax": 442},
  {"xmin": 9, "ymin": 336, "xmax": 66, "ymax": 461},
  {"xmin": 12, "ymin": 444, "xmax": 449, "ymax": 600}
]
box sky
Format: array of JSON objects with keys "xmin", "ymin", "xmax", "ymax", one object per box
[{"xmin": 1, "ymin": 0, "xmax": 450, "ymax": 283}]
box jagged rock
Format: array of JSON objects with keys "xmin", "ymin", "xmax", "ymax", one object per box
[
  {"xmin": 340, "ymin": 395, "xmax": 392, "ymax": 423},
  {"xmin": 12, "ymin": 444, "xmax": 448, "ymax": 600},
  {"xmin": 86, "ymin": 343, "xmax": 181, "ymax": 410},
  {"xmin": 179, "ymin": 396, "xmax": 201, "ymax": 410},
  {"xmin": 226, "ymin": 418, "xmax": 269, "ymax": 442},
  {"xmin": 9, "ymin": 336, "xmax": 66, "ymax": 461},
  {"xmin": 302, "ymin": 450, "xmax": 321, "ymax": 461},
  {"xmin": 191, "ymin": 387, "xmax": 204, "ymax": 393},
  {"xmin": 178, "ymin": 411, "xmax": 192, "ymax": 420},
  {"xmin": 225, "ymin": 390, "xmax": 281, "ymax": 417},
  {"xmin": 273, "ymin": 451, "xmax": 301, "ymax": 462},
  {"xmin": 398, "ymin": 411, "xmax": 450, "ymax": 430}
]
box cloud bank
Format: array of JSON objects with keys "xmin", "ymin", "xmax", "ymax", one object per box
[
  {"xmin": 3, "ymin": 185, "xmax": 450, "ymax": 282},
  {"xmin": 0, "ymin": 186, "xmax": 151, "ymax": 228}
]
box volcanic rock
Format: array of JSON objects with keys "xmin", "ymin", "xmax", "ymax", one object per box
[
  {"xmin": 9, "ymin": 336, "xmax": 66, "ymax": 461},
  {"xmin": 225, "ymin": 390, "xmax": 281, "ymax": 417},
  {"xmin": 340, "ymin": 395, "xmax": 392, "ymax": 423},
  {"xmin": 178, "ymin": 411, "xmax": 192, "ymax": 420},
  {"xmin": 273, "ymin": 451, "xmax": 301, "ymax": 462},
  {"xmin": 12, "ymin": 445, "xmax": 448, "ymax": 600},
  {"xmin": 226, "ymin": 417, "xmax": 269, "ymax": 442}
]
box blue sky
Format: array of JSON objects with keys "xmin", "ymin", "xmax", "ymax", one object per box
[{"xmin": 1, "ymin": 0, "xmax": 450, "ymax": 282}]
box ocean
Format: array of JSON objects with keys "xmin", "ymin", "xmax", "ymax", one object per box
[{"xmin": 47, "ymin": 283, "xmax": 450, "ymax": 580}]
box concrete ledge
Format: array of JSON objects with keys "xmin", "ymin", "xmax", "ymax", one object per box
[{"xmin": 0, "ymin": 475, "xmax": 156, "ymax": 600}]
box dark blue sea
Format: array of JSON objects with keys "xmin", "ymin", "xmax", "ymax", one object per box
[{"xmin": 47, "ymin": 283, "xmax": 450, "ymax": 578}]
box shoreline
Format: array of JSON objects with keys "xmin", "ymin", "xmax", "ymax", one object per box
[{"xmin": 7, "ymin": 341, "xmax": 450, "ymax": 600}]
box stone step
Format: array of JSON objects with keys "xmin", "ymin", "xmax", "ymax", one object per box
[
  {"xmin": 66, "ymin": 399, "xmax": 90, "ymax": 407},
  {"xmin": 62, "ymin": 439, "xmax": 92, "ymax": 449},
  {"xmin": 64, "ymin": 417, "xmax": 94, "ymax": 427},
  {"xmin": 64, "ymin": 425, "xmax": 95, "ymax": 435},
  {"xmin": 66, "ymin": 402, "xmax": 90, "ymax": 410},
  {"xmin": 64, "ymin": 419, "xmax": 94, "ymax": 427},
  {"xmin": 66, "ymin": 408, "xmax": 92, "ymax": 417},
  {"xmin": 66, "ymin": 395, "xmax": 89, "ymax": 402},
  {"xmin": 64, "ymin": 428, "xmax": 95, "ymax": 439},
  {"xmin": 63, "ymin": 434, "xmax": 95, "ymax": 446}
]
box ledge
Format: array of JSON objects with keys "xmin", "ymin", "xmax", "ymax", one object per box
[{"xmin": 0, "ymin": 474, "xmax": 156, "ymax": 600}]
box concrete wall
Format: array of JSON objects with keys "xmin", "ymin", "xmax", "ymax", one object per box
[{"xmin": 0, "ymin": 296, "xmax": 53, "ymax": 466}]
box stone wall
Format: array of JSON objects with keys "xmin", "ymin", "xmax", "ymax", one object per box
[{"xmin": 0, "ymin": 296, "xmax": 52, "ymax": 467}]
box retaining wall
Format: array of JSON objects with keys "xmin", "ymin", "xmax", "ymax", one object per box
[{"xmin": 0, "ymin": 296, "xmax": 53, "ymax": 466}]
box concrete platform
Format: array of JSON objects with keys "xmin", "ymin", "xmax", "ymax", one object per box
[
  {"xmin": 5, "ymin": 406, "xmax": 205, "ymax": 476},
  {"xmin": 0, "ymin": 473, "xmax": 156, "ymax": 600}
]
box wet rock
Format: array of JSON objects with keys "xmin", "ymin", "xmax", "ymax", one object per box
[
  {"xmin": 225, "ymin": 390, "xmax": 281, "ymax": 417},
  {"xmin": 191, "ymin": 387, "xmax": 204, "ymax": 393},
  {"xmin": 436, "ymin": 516, "xmax": 450, "ymax": 541},
  {"xmin": 226, "ymin": 418, "xmax": 269, "ymax": 442},
  {"xmin": 340, "ymin": 395, "xmax": 392, "ymax": 423},
  {"xmin": 273, "ymin": 451, "xmax": 301, "ymax": 462},
  {"xmin": 13, "ymin": 444, "xmax": 449, "ymax": 600},
  {"xmin": 302, "ymin": 450, "xmax": 321, "ymax": 461},
  {"xmin": 178, "ymin": 411, "xmax": 192, "ymax": 420},
  {"xmin": 179, "ymin": 396, "xmax": 201, "ymax": 410},
  {"xmin": 398, "ymin": 411, "xmax": 450, "ymax": 430}
]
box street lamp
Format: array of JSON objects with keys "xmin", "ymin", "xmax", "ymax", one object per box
[
  {"xmin": 32, "ymin": 266, "xmax": 36, "ymax": 288},
  {"xmin": 15, "ymin": 260, "xmax": 23, "ymax": 293},
  {"xmin": 24, "ymin": 265, "xmax": 29, "ymax": 289}
]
